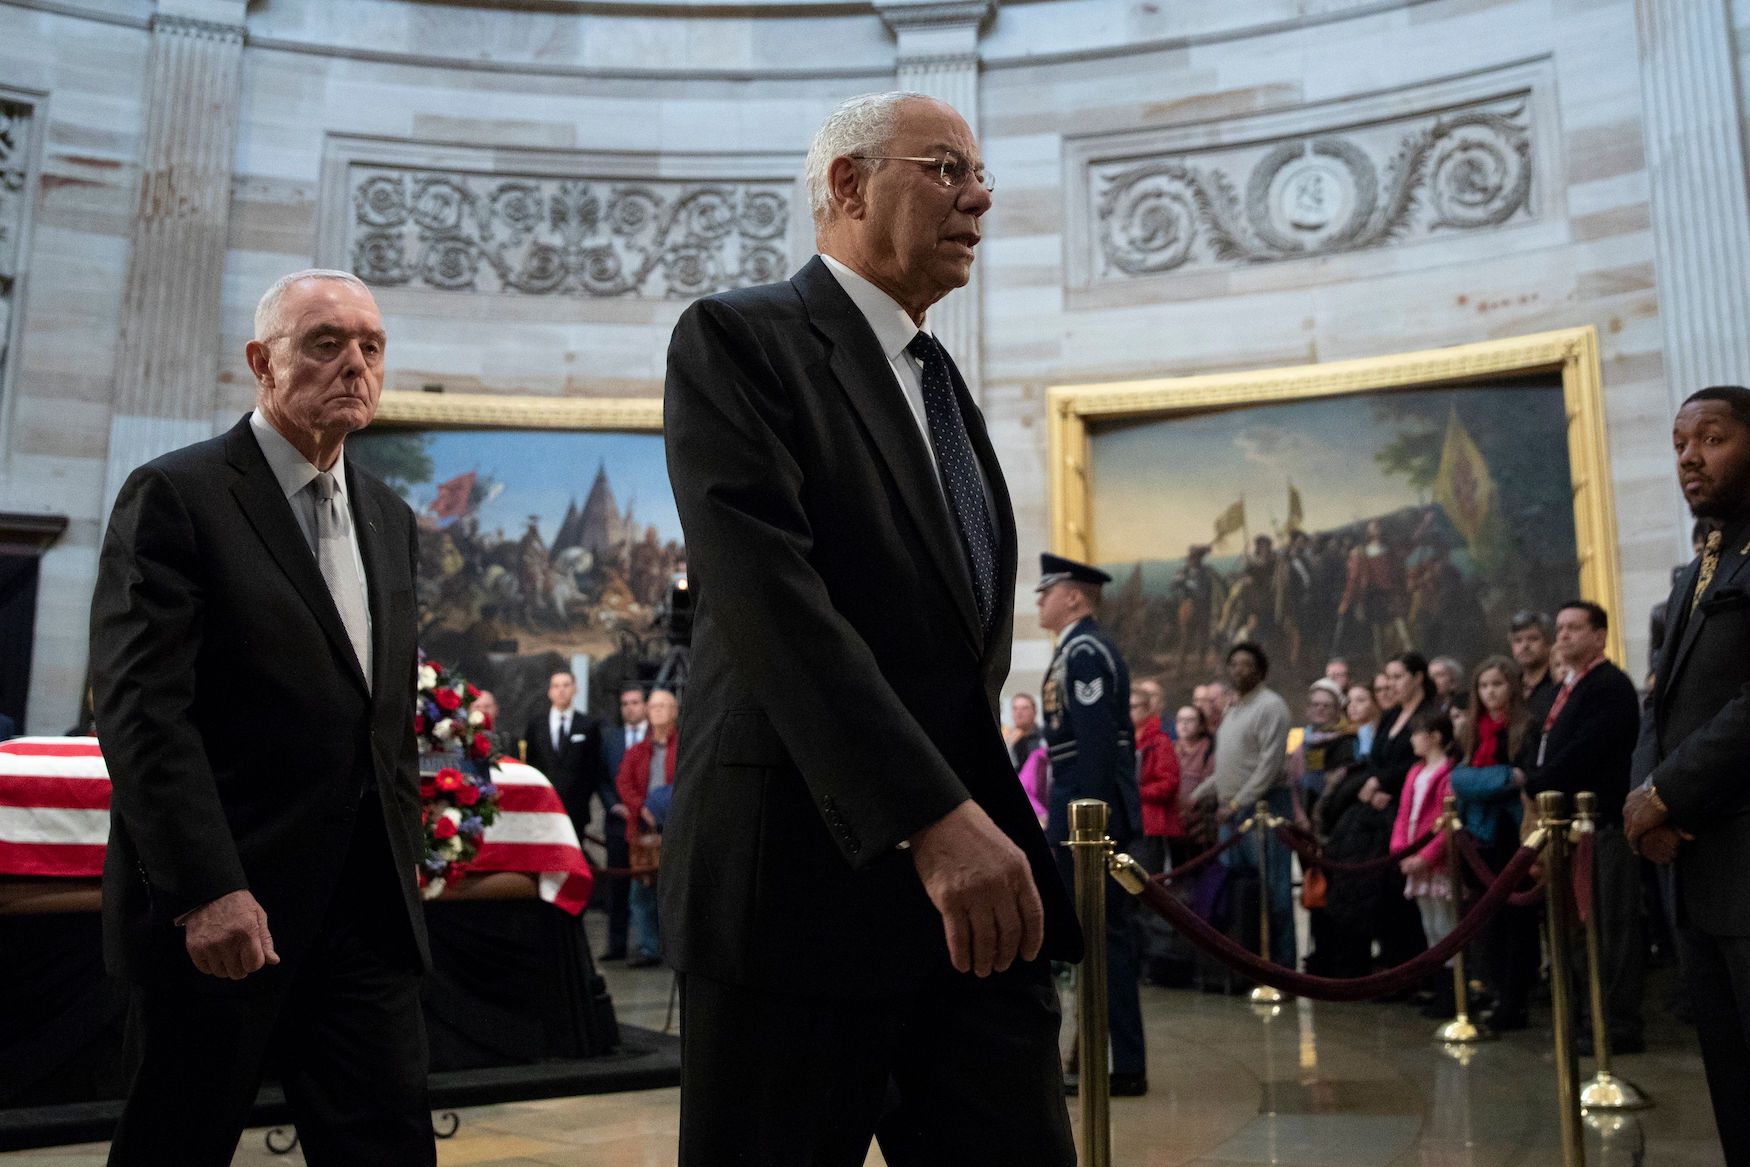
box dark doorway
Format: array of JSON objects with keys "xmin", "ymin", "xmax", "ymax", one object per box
[{"xmin": 0, "ymin": 513, "xmax": 68, "ymax": 732}]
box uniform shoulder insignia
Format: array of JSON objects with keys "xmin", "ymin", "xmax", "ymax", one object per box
[{"xmin": 1074, "ymin": 677, "xmax": 1105, "ymax": 705}]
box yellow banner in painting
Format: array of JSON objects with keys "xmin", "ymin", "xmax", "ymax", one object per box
[
  {"xmin": 1434, "ymin": 406, "xmax": 1496, "ymax": 546},
  {"xmin": 1213, "ymin": 499, "xmax": 1246, "ymax": 544},
  {"xmin": 1287, "ymin": 482, "xmax": 1305, "ymax": 532}
]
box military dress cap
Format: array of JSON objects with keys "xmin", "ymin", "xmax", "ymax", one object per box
[{"xmin": 1037, "ymin": 552, "xmax": 1112, "ymax": 591}]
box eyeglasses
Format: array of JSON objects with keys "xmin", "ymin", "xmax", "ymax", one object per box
[{"xmin": 849, "ymin": 152, "xmax": 994, "ymax": 193}]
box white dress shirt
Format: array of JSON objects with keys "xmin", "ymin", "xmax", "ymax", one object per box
[
  {"xmin": 550, "ymin": 706, "xmax": 575, "ymax": 752},
  {"xmin": 249, "ymin": 410, "xmax": 372, "ymax": 644},
  {"xmin": 817, "ymin": 253, "xmax": 996, "ymax": 526}
]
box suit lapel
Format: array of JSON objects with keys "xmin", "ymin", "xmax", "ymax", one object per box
[
  {"xmin": 944, "ymin": 343, "xmax": 1017, "ymax": 644},
  {"xmin": 347, "ymin": 462, "xmax": 397, "ymax": 700},
  {"xmin": 225, "ymin": 419, "xmax": 370, "ymax": 695},
  {"xmin": 1664, "ymin": 539, "xmax": 1750, "ymax": 703},
  {"xmin": 794, "ymin": 259, "xmax": 983, "ymax": 648}
]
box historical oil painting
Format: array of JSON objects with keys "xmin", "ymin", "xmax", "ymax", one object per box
[
  {"xmin": 1086, "ymin": 376, "xmax": 1580, "ymax": 699},
  {"xmin": 349, "ymin": 426, "xmax": 686, "ymax": 732}
]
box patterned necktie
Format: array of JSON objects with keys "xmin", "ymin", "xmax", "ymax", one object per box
[
  {"xmin": 1691, "ymin": 528, "xmax": 1723, "ymax": 613},
  {"xmin": 311, "ymin": 471, "xmax": 372, "ymax": 689},
  {"xmin": 907, "ymin": 332, "xmax": 998, "ymax": 630}
]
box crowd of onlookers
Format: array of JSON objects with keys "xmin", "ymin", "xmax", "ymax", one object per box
[{"xmin": 1007, "ymin": 602, "xmax": 1655, "ymax": 1045}]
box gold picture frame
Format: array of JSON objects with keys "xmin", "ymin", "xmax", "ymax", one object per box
[
  {"xmin": 1046, "ymin": 326, "xmax": 1624, "ymax": 663},
  {"xmin": 374, "ymin": 389, "xmax": 663, "ymax": 432}
]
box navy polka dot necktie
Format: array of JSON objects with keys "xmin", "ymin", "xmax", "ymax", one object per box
[{"xmin": 907, "ymin": 331, "xmax": 998, "ymax": 630}]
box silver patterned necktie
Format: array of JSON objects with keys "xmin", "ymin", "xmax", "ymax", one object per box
[{"xmin": 311, "ymin": 471, "xmax": 373, "ymax": 689}]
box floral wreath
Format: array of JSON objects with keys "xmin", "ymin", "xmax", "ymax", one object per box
[{"xmin": 415, "ymin": 651, "xmax": 503, "ymax": 898}]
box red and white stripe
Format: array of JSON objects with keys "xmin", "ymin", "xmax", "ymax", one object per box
[
  {"xmin": 0, "ymin": 739, "xmax": 594, "ymax": 915},
  {"xmin": 471, "ymin": 759, "xmax": 594, "ymax": 914}
]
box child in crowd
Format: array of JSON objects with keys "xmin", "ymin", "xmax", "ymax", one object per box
[{"xmin": 1393, "ymin": 706, "xmax": 1458, "ymax": 1015}]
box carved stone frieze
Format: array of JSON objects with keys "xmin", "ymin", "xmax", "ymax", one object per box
[
  {"xmin": 1086, "ymin": 91, "xmax": 1535, "ymax": 282},
  {"xmin": 344, "ymin": 166, "xmax": 794, "ymax": 299}
]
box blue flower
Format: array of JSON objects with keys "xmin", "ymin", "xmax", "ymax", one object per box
[
  {"xmin": 461, "ymin": 815, "xmax": 484, "ymax": 835},
  {"xmin": 477, "ymin": 783, "xmax": 497, "ymax": 798},
  {"xmin": 424, "ymin": 856, "xmax": 448, "ymax": 873}
]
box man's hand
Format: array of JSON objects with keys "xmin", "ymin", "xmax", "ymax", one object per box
[
  {"xmin": 1357, "ymin": 776, "xmax": 1380, "ymax": 805},
  {"xmin": 1215, "ymin": 803, "xmax": 1236, "ymax": 824},
  {"xmin": 609, "ymin": 804, "xmax": 630, "ymax": 820},
  {"xmin": 1623, "ymin": 786, "xmax": 1668, "ymax": 849},
  {"xmin": 1635, "ymin": 824, "xmax": 1689, "ymax": 865},
  {"xmin": 909, "ymin": 800, "xmax": 1044, "ymax": 978},
  {"xmin": 184, "ymin": 889, "xmax": 278, "ymax": 980},
  {"xmin": 1400, "ymin": 855, "xmax": 1427, "ymax": 876}
]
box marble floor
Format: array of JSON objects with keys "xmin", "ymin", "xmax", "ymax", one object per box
[{"xmin": 2, "ymin": 916, "xmax": 1722, "ymax": 1167}]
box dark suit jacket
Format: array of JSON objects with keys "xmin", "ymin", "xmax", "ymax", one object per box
[
  {"xmin": 661, "ymin": 257, "xmax": 1080, "ymax": 997},
  {"xmin": 523, "ymin": 709, "xmax": 608, "ymax": 833},
  {"xmin": 1634, "ymin": 526, "xmax": 1750, "ymax": 936},
  {"xmin": 1524, "ymin": 659, "xmax": 1640, "ymax": 820},
  {"xmin": 90, "ymin": 415, "xmax": 429, "ymax": 985}
]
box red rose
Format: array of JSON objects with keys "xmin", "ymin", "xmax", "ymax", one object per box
[
  {"xmin": 435, "ymin": 767, "xmax": 464, "ymax": 792},
  {"xmin": 478, "ymin": 711, "xmax": 494, "ymax": 731},
  {"xmin": 465, "ymin": 683, "xmax": 480, "ymax": 698},
  {"xmin": 414, "ymin": 713, "xmax": 426, "ymax": 735},
  {"xmin": 419, "ymin": 778, "xmax": 436, "ymax": 799},
  {"xmin": 471, "ymin": 732, "xmax": 494, "ymax": 759},
  {"xmin": 433, "ymin": 816, "xmax": 458, "ymax": 840},
  {"xmin": 426, "ymin": 659, "xmax": 444, "ymax": 674},
  {"xmin": 434, "ymin": 687, "xmax": 462, "ymax": 712},
  {"xmin": 457, "ymin": 783, "xmax": 480, "ymax": 807},
  {"xmin": 447, "ymin": 866, "xmax": 466, "ymax": 886}
]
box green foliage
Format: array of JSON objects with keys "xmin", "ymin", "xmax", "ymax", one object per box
[{"xmin": 350, "ymin": 431, "xmax": 435, "ymax": 497}]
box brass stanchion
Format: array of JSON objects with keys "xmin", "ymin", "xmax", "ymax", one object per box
[
  {"xmin": 1573, "ymin": 792, "xmax": 1652, "ymax": 1112},
  {"xmin": 1434, "ymin": 795, "xmax": 1493, "ymax": 1044},
  {"xmin": 1247, "ymin": 799, "xmax": 1286, "ymax": 1005},
  {"xmin": 1539, "ymin": 790, "xmax": 1586, "ymax": 1167},
  {"xmin": 1069, "ymin": 798, "xmax": 1112, "ymax": 1167}
]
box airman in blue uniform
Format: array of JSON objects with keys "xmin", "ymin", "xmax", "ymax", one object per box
[{"xmin": 1036, "ymin": 552, "xmax": 1147, "ymax": 1096}]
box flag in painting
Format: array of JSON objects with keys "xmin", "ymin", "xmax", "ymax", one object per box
[
  {"xmin": 1213, "ymin": 499, "xmax": 1246, "ymax": 544},
  {"xmin": 1434, "ymin": 406, "xmax": 1496, "ymax": 546},
  {"xmin": 1287, "ymin": 482, "xmax": 1305, "ymax": 532},
  {"xmin": 427, "ymin": 470, "xmax": 478, "ymax": 523}
]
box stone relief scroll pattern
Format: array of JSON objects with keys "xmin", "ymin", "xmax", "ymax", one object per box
[
  {"xmin": 347, "ymin": 167, "xmax": 792, "ymax": 299},
  {"xmin": 1094, "ymin": 95, "xmax": 1532, "ymax": 279},
  {"xmin": 0, "ymin": 99, "xmax": 33, "ymax": 390}
]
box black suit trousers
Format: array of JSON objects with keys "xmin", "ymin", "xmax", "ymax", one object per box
[
  {"xmin": 107, "ymin": 794, "xmax": 433, "ymax": 1167},
  {"xmin": 1678, "ymin": 926, "xmax": 1750, "ymax": 1166},
  {"xmin": 677, "ymin": 963, "xmax": 1074, "ymax": 1167}
]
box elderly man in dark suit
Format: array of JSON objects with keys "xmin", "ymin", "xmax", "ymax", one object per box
[
  {"xmin": 1627, "ymin": 385, "xmax": 1750, "ymax": 1164},
  {"xmin": 89, "ymin": 270, "xmax": 433, "ymax": 1166},
  {"xmin": 662, "ymin": 92, "xmax": 1079, "ymax": 1166}
]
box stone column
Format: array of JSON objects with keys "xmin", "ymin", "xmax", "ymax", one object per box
[
  {"xmin": 877, "ymin": 0, "xmax": 993, "ymax": 400},
  {"xmin": 1635, "ymin": 0, "xmax": 1750, "ymax": 552},
  {"xmin": 101, "ymin": 1, "xmax": 246, "ymax": 516}
]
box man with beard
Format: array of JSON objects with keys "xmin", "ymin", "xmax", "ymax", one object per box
[{"xmin": 1626, "ymin": 385, "xmax": 1750, "ymax": 1164}]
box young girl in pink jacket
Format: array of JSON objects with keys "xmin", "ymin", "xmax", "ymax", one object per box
[{"xmin": 1393, "ymin": 706, "xmax": 1458, "ymax": 959}]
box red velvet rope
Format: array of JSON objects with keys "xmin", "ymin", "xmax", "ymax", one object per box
[
  {"xmin": 1275, "ymin": 824, "xmax": 1440, "ymax": 873},
  {"xmin": 1454, "ymin": 831, "xmax": 1501, "ymax": 884},
  {"xmin": 1149, "ymin": 828, "xmax": 1254, "ymax": 883},
  {"xmin": 1506, "ymin": 874, "xmax": 1549, "ymax": 909},
  {"xmin": 1129, "ymin": 842, "xmax": 1544, "ymax": 1002},
  {"xmin": 1573, "ymin": 831, "xmax": 1595, "ymax": 925}
]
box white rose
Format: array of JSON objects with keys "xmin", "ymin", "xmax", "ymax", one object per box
[
  {"xmin": 441, "ymin": 807, "xmax": 463, "ymax": 826},
  {"xmin": 433, "ymin": 718, "xmax": 455, "ymax": 741},
  {"xmin": 468, "ymin": 708, "xmax": 485, "ymax": 728},
  {"xmin": 418, "ymin": 665, "xmax": 437, "ymax": 691},
  {"xmin": 441, "ymin": 836, "xmax": 464, "ymax": 859},
  {"xmin": 422, "ymin": 876, "xmax": 446, "ymax": 900}
]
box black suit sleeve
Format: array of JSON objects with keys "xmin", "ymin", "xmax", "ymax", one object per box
[
  {"xmin": 1650, "ymin": 681, "xmax": 1750, "ymax": 826},
  {"xmin": 89, "ymin": 466, "xmax": 248, "ymax": 915},
  {"xmin": 665, "ymin": 297, "xmax": 969, "ymax": 865}
]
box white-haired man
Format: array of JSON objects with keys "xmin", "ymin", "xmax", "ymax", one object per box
[
  {"xmin": 662, "ymin": 93, "xmax": 1078, "ymax": 1164},
  {"xmin": 91, "ymin": 269, "xmax": 434, "ymax": 1164}
]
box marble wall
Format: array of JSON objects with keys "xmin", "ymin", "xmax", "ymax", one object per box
[{"xmin": 0, "ymin": 0, "xmax": 1726, "ymax": 729}]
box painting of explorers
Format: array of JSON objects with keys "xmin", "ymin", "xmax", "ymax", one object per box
[
  {"xmin": 1086, "ymin": 377, "xmax": 1580, "ymax": 699},
  {"xmin": 349, "ymin": 427, "xmax": 686, "ymax": 731}
]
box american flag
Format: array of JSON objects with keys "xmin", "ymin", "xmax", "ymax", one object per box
[{"xmin": 0, "ymin": 738, "xmax": 593, "ymax": 914}]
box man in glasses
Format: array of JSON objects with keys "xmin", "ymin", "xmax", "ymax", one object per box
[{"xmin": 662, "ymin": 93, "xmax": 1077, "ymax": 1165}]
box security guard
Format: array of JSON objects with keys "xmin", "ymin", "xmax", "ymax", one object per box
[{"xmin": 1036, "ymin": 552, "xmax": 1147, "ymax": 1096}]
